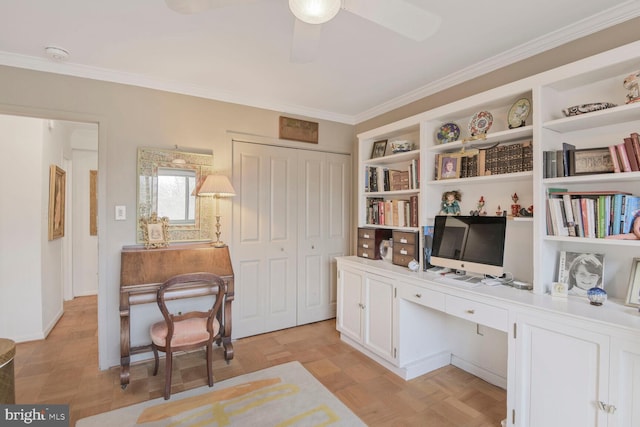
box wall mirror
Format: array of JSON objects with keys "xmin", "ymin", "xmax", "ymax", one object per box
[{"xmin": 137, "ymin": 147, "xmax": 214, "ymax": 243}]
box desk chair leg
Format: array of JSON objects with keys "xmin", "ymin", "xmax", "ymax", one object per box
[
  {"xmin": 164, "ymin": 352, "xmax": 173, "ymax": 400},
  {"xmin": 151, "ymin": 345, "xmax": 159, "ymax": 376},
  {"xmin": 206, "ymin": 343, "xmax": 214, "ymax": 387}
]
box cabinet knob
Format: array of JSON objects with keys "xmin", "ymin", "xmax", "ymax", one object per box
[
  {"xmin": 465, "ymin": 309, "xmax": 475, "ymax": 314},
  {"xmin": 311, "ymin": 245, "xmax": 315, "ymax": 249},
  {"xmin": 415, "ymin": 293, "xmax": 422, "ymax": 298}
]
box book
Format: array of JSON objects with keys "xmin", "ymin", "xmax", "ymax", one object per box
[
  {"xmin": 571, "ymin": 198, "xmax": 584, "ymax": 237},
  {"xmin": 623, "ymin": 137, "xmax": 640, "ymax": 171},
  {"xmin": 557, "ymin": 251, "xmax": 605, "ymax": 296},
  {"xmin": 608, "ymin": 145, "xmax": 621, "ymax": 173},
  {"xmin": 622, "ymin": 196, "xmax": 640, "ymax": 234},
  {"xmin": 562, "ymin": 194, "xmax": 577, "ymax": 237},
  {"xmin": 611, "ymin": 193, "xmax": 624, "ymax": 235},
  {"xmin": 549, "ymin": 198, "xmax": 569, "ymax": 236},
  {"xmin": 631, "ymin": 132, "xmax": 640, "ymax": 168},
  {"xmin": 562, "ymin": 143, "xmax": 575, "ymax": 177},
  {"xmin": 616, "ymin": 143, "xmax": 632, "ymax": 172}
]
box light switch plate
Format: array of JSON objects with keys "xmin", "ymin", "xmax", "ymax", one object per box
[{"xmin": 115, "ymin": 205, "xmax": 126, "ymax": 221}]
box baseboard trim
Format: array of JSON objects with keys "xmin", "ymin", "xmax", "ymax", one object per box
[{"xmin": 450, "ymin": 355, "xmax": 507, "ymax": 389}]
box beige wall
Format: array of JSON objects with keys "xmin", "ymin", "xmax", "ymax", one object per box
[
  {"xmin": 0, "ymin": 68, "xmax": 354, "ymax": 368},
  {"xmin": 356, "ymin": 17, "xmax": 640, "ymax": 134}
]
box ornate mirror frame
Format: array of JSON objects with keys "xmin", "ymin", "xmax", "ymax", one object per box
[{"xmin": 137, "ymin": 147, "xmax": 214, "ymax": 243}]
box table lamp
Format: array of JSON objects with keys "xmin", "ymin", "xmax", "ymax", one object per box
[{"xmin": 197, "ymin": 174, "xmax": 236, "ymax": 247}]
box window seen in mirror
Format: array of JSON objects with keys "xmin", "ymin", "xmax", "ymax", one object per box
[{"xmin": 157, "ymin": 168, "xmax": 196, "ymax": 224}]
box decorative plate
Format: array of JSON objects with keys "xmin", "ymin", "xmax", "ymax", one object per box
[
  {"xmin": 562, "ymin": 102, "xmax": 617, "ymax": 116},
  {"xmin": 436, "ymin": 122, "xmax": 460, "ymax": 144},
  {"xmin": 508, "ymin": 98, "xmax": 531, "ymax": 128},
  {"xmin": 469, "ymin": 111, "xmax": 493, "ymax": 136}
]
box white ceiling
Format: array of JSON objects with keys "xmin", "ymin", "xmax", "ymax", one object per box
[{"xmin": 0, "ymin": 0, "xmax": 639, "ymax": 124}]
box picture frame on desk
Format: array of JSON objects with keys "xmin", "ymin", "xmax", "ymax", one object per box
[
  {"xmin": 371, "ymin": 139, "xmax": 388, "ymax": 158},
  {"xmin": 569, "ymin": 147, "xmax": 614, "ymax": 175},
  {"xmin": 140, "ymin": 212, "xmax": 170, "ymax": 249},
  {"xmin": 625, "ymin": 258, "xmax": 640, "ymax": 308},
  {"xmin": 437, "ymin": 153, "xmax": 462, "ymax": 180}
]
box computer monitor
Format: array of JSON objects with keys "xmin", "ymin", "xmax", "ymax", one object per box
[{"xmin": 430, "ymin": 215, "xmax": 507, "ymax": 277}]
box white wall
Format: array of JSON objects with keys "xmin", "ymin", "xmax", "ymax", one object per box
[
  {"xmin": 0, "ymin": 115, "xmax": 45, "ymax": 341},
  {"xmin": 71, "ymin": 146, "xmax": 98, "ymax": 297}
]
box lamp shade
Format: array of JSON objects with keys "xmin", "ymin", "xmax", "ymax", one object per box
[
  {"xmin": 197, "ymin": 175, "xmax": 236, "ymax": 197},
  {"xmin": 288, "ymin": 0, "xmax": 341, "ymax": 25}
]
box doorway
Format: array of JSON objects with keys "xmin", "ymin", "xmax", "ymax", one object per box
[{"xmin": 0, "ymin": 113, "xmax": 98, "ymax": 341}]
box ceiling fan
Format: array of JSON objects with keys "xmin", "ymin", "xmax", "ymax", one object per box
[{"xmin": 165, "ymin": 0, "xmax": 441, "ymax": 62}]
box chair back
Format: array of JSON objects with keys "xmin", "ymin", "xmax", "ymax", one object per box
[{"xmin": 156, "ymin": 272, "xmax": 225, "ymax": 350}]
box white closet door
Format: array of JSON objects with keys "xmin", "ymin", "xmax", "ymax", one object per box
[
  {"xmin": 232, "ymin": 142, "xmax": 298, "ymax": 338},
  {"xmin": 297, "ymin": 151, "xmax": 351, "ymax": 325}
]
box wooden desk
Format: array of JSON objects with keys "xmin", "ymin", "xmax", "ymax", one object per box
[{"xmin": 119, "ymin": 243, "xmax": 234, "ymax": 389}]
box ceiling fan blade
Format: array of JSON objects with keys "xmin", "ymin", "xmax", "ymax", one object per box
[
  {"xmin": 290, "ymin": 19, "xmax": 323, "ymax": 63},
  {"xmin": 343, "ymin": 0, "xmax": 441, "ymax": 41}
]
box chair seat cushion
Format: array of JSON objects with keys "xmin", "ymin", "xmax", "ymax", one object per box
[{"xmin": 150, "ymin": 317, "xmax": 220, "ymax": 347}]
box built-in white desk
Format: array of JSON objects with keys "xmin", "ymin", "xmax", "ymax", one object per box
[{"xmin": 336, "ymin": 256, "xmax": 640, "ymax": 427}]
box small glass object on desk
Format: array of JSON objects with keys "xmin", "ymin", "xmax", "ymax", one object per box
[{"xmin": 587, "ymin": 287, "xmax": 607, "ymax": 306}]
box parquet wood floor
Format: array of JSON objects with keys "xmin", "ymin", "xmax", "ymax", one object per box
[{"xmin": 14, "ymin": 296, "xmax": 506, "ymax": 426}]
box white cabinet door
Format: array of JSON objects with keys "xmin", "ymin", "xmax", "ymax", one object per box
[
  {"xmin": 232, "ymin": 142, "xmax": 298, "ymax": 338},
  {"xmin": 297, "ymin": 151, "xmax": 350, "ymax": 325},
  {"xmin": 363, "ymin": 273, "xmax": 395, "ymax": 363},
  {"xmin": 514, "ymin": 313, "xmax": 609, "ymax": 427},
  {"xmin": 336, "ymin": 265, "xmax": 364, "ymax": 343},
  {"xmin": 337, "ymin": 262, "xmax": 395, "ymax": 363},
  {"xmin": 609, "ymin": 337, "xmax": 640, "ymax": 427}
]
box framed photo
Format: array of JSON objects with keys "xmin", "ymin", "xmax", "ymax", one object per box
[
  {"xmin": 139, "ymin": 212, "xmax": 170, "ymax": 249},
  {"xmin": 625, "ymin": 258, "xmax": 640, "ymax": 308},
  {"xmin": 48, "ymin": 164, "xmax": 66, "ymax": 240},
  {"xmin": 570, "ymin": 147, "xmax": 614, "ymax": 175},
  {"xmin": 437, "ymin": 153, "xmax": 461, "ymax": 180},
  {"xmin": 371, "ymin": 140, "xmax": 387, "ymax": 158}
]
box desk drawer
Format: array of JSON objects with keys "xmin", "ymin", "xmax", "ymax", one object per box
[
  {"xmin": 445, "ymin": 295, "xmax": 508, "ymax": 332},
  {"xmin": 397, "ymin": 283, "xmax": 445, "ymax": 312}
]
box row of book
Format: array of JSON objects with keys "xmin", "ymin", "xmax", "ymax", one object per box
[
  {"xmin": 546, "ymin": 189, "xmax": 640, "ymax": 238},
  {"xmin": 366, "ymin": 196, "xmax": 419, "ymax": 228},
  {"xmin": 611, "ymin": 132, "xmax": 640, "ymax": 172},
  {"xmin": 543, "ymin": 132, "xmax": 640, "ymax": 178},
  {"xmin": 435, "ymin": 141, "xmax": 533, "ymax": 180},
  {"xmin": 365, "ymin": 159, "xmax": 419, "ymax": 192}
]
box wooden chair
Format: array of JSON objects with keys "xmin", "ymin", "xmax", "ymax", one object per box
[{"xmin": 150, "ymin": 272, "xmax": 226, "ymax": 399}]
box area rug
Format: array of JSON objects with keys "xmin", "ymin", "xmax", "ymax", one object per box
[{"xmin": 77, "ymin": 361, "xmax": 365, "ymax": 426}]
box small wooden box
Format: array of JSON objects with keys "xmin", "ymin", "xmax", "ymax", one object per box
[
  {"xmin": 392, "ymin": 230, "xmax": 419, "ymax": 267},
  {"xmin": 357, "ymin": 228, "xmax": 392, "ymax": 260}
]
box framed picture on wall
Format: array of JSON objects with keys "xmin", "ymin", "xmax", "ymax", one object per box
[{"xmin": 48, "ymin": 164, "xmax": 66, "ymax": 240}]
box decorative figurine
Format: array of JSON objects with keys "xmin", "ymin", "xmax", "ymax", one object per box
[
  {"xmin": 440, "ymin": 190, "xmax": 462, "ymax": 216},
  {"xmin": 471, "ymin": 196, "xmax": 487, "ymax": 216},
  {"xmin": 511, "ymin": 192, "xmax": 521, "ymax": 217},
  {"xmin": 496, "ymin": 205, "xmax": 502, "ymax": 216},
  {"xmin": 624, "ymin": 70, "xmax": 640, "ymax": 104}
]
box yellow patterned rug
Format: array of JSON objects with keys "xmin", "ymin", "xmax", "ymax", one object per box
[{"xmin": 77, "ymin": 361, "xmax": 365, "ymax": 426}]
